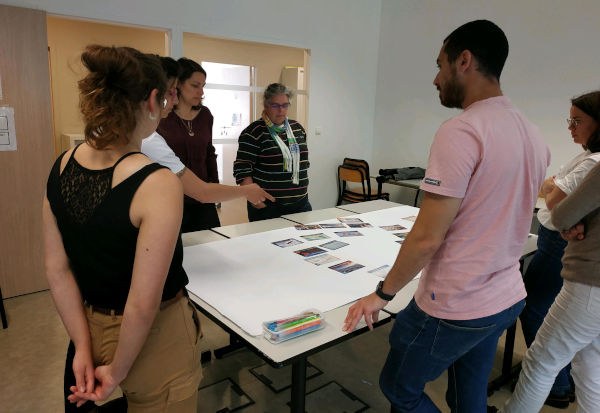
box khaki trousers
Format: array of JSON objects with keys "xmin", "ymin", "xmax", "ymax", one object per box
[{"xmin": 85, "ymin": 296, "xmax": 203, "ymax": 412}]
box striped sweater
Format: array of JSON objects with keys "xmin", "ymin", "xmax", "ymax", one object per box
[{"xmin": 234, "ymin": 119, "xmax": 309, "ymax": 205}]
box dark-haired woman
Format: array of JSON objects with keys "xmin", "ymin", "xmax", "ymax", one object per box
[
  {"xmin": 157, "ymin": 57, "xmax": 220, "ymax": 232},
  {"xmin": 44, "ymin": 45, "xmax": 202, "ymax": 412},
  {"xmin": 517, "ymin": 90, "xmax": 600, "ymax": 408}
]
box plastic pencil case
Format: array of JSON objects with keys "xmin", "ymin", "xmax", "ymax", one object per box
[{"xmin": 262, "ymin": 310, "xmax": 324, "ymax": 344}]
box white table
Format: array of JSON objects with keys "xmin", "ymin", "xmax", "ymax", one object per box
[
  {"xmin": 211, "ymin": 217, "xmax": 293, "ymax": 238},
  {"xmin": 184, "ymin": 205, "xmax": 404, "ymax": 412},
  {"xmin": 282, "ymin": 207, "xmax": 354, "ymax": 225},
  {"xmin": 181, "ymin": 230, "xmax": 226, "ymax": 247},
  {"xmin": 336, "ymin": 199, "xmax": 401, "ymax": 214},
  {"xmin": 188, "ymin": 290, "xmax": 390, "ymax": 411}
]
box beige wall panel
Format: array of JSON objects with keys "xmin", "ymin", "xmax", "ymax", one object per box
[
  {"xmin": 46, "ymin": 17, "xmax": 167, "ymax": 157},
  {"xmin": 183, "ymin": 33, "xmax": 305, "ymax": 89},
  {"xmin": 0, "ymin": 5, "xmax": 54, "ymax": 297}
]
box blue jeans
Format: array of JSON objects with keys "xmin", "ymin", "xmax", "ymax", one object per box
[
  {"xmin": 247, "ymin": 196, "xmax": 311, "ymax": 222},
  {"xmin": 519, "ymin": 224, "xmax": 572, "ymax": 395},
  {"xmin": 380, "ymin": 298, "xmax": 525, "ymax": 412}
]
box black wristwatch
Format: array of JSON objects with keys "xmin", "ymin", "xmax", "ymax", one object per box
[{"xmin": 375, "ymin": 280, "xmax": 396, "ymax": 301}]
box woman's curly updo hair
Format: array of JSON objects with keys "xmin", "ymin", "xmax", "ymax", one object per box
[
  {"xmin": 572, "ymin": 91, "xmax": 600, "ymax": 153},
  {"xmin": 78, "ymin": 45, "xmax": 167, "ymax": 149}
]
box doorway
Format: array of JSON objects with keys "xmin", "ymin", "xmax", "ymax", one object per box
[{"xmin": 183, "ymin": 33, "xmax": 310, "ymax": 224}]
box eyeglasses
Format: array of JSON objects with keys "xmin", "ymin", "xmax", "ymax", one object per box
[
  {"xmin": 566, "ymin": 118, "xmax": 580, "ymax": 128},
  {"xmin": 268, "ymin": 103, "xmax": 291, "ymax": 109},
  {"xmin": 162, "ymin": 98, "xmax": 168, "ymax": 109}
]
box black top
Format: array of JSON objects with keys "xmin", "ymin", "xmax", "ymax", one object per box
[{"xmin": 46, "ymin": 146, "xmax": 188, "ymax": 310}]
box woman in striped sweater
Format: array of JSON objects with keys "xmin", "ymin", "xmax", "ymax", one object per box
[{"xmin": 234, "ymin": 83, "xmax": 311, "ymax": 221}]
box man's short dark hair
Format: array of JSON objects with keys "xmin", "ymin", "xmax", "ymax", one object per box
[{"xmin": 443, "ymin": 20, "xmax": 508, "ymax": 81}]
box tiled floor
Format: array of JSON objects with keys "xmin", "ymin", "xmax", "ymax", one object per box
[{"xmin": 0, "ymin": 290, "xmax": 576, "ymax": 413}]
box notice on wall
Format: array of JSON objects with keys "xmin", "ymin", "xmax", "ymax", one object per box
[{"xmin": 0, "ymin": 106, "xmax": 17, "ymax": 151}]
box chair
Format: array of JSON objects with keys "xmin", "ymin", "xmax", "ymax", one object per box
[
  {"xmin": 337, "ymin": 164, "xmax": 390, "ymax": 205},
  {"xmin": 339, "ymin": 158, "xmax": 389, "ymax": 205}
]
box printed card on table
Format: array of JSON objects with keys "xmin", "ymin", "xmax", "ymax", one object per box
[
  {"xmin": 295, "ymin": 224, "xmax": 322, "ymax": 230},
  {"xmin": 368, "ymin": 264, "xmax": 391, "ymax": 278},
  {"xmin": 337, "ymin": 217, "xmax": 363, "ymax": 223},
  {"xmin": 394, "ymin": 233, "xmax": 407, "ymax": 244},
  {"xmin": 305, "ymin": 254, "xmax": 339, "ymax": 266},
  {"xmin": 294, "ymin": 246, "xmax": 327, "ymax": 257},
  {"xmin": 272, "ymin": 238, "xmax": 303, "ymax": 248},
  {"xmin": 319, "ymin": 240, "xmax": 349, "ymax": 250},
  {"xmin": 300, "ymin": 233, "xmax": 330, "ymax": 241},
  {"xmin": 402, "ymin": 216, "xmax": 418, "ymax": 222},
  {"xmin": 334, "ymin": 230, "xmax": 363, "ymax": 237},
  {"xmin": 380, "ymin": 224, "xmax": 407, "ymax": 231},
  {"xmin": 347, "ymin": 223, "xmax": 373, "ymax": 228},
  {"xmin": 319, "ymin": 222, "xmax": 346, "ymax": 229},
  {"xmin": 329, "ymin": 260, "xmax": 365, "ymax": 274}
]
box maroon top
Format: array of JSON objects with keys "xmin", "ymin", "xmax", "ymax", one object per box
[{"xmin": 158, "ymin": 107, "xmax": 219, "ymax": 204}]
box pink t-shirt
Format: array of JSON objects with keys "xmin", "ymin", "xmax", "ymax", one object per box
[{"xmin": 415, "ymin": 96, "xmax": 550, "ymax": 320}]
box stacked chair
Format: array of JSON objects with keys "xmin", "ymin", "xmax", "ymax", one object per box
[{"xmin": 336, "ymin": 158, "xmax": 390, "ymax": 205}]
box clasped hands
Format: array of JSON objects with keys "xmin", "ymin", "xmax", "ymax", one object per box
[{"xmin": 68, "ymin": 350, "xmax": 120, "ymax": 407}]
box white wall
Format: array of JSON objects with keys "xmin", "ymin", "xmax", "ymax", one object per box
[
  {"xmin": 1, "ymin": 0, "xmax": 382, "ymax": 208},
  {"xmin": 373, "ymin": 0, "xmax": 600, "ymax": 184}
]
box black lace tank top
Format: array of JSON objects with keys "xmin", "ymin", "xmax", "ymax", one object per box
[{"xmin": 46, "ymin": 145, "xmax": 188, "ymax": 310}]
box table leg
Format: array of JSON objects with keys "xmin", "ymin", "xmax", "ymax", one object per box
[
  {"xmin": 0, "ymin": 287, "xmax": 7, "ymax": 329},
  {"xmin": 290, "ymin": 357, "xmax": 307, "ymax": 413},
  {"xmin": 214, "ymin": 333, "xmax": 245, "ymax": 359},
  {"xmin": 413, "ymin": 189, "xmax": 420, "ymax": 207},
  {"xmin": 487, "ymin": 256, "xmax": 528, "ymax": 395}
]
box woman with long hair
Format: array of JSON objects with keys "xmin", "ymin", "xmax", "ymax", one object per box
[{"xmin": 157, "ymin": 57, "xmax": 220, "ymax": 232}]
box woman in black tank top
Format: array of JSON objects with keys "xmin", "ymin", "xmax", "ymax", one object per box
[{"xmin": 43, "ymin": 46, "xmax": 202, "ymax": 412}]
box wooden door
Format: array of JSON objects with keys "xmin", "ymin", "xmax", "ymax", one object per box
[{"xmin": 0, "ymin": 5, "xmax": 54, "ymax": 298}]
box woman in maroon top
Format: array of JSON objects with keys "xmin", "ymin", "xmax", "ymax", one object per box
[{"xmin": 157, "ymin": 58, "xmax": 220, "ymax": 232}]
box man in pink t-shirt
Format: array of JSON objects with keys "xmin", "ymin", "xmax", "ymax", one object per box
[{"xmin": 344, "ymin": 20, "xmax": 549, "ymax": 412}]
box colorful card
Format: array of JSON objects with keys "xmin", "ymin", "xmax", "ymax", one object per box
[
  {"xmin": 380, "ymin": 224, "xmax": 407, "ymax": 231},
  {"xmin": 300, "ymin": 233, "xmax": 330, "ymax": 241},
  {"xmin": 294, "ymin": 246, "xmax": 327, "ymax": 257},
  {"xmin": 295, "ymin": 224, "xmax": 322, "ymax": 230},
  {"xmin": 394, "ymin": 233, "xmax": 407, "ymax": 240},
  {"xmin": 305, "ymin": 254, "xmax": 339, "ymax": 266},
  {"xmin": 402, "ymin": 216, "xmax": 418, "ymax": 222},
  {"xmin": 329, "ymin": 260, "xmax": 365, "ymax": 274},
  {"xmin": 319, "ymin": 240, "xmax": 349, "ymax": 250},
  {"xmin": 319, "ymin": 222, "xmax": 346, "ymax": 229},
  {"xmin": 272, "ymin": 238, "xmax": 303, "ymax": 248},
  {"xmin": 368, "ymin": 264, "xmax": 391, "ymax": 278},
  {"xmin": 335, "ymin": 230, "xmax": 363, "ymax": 237},
  {"xmin": 347, "ymin": 222, "xmax": 373, "ymax": 228},
  {"xmin": 337, "ymin": 217, "xmax": 363, "ymax": 223}
]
